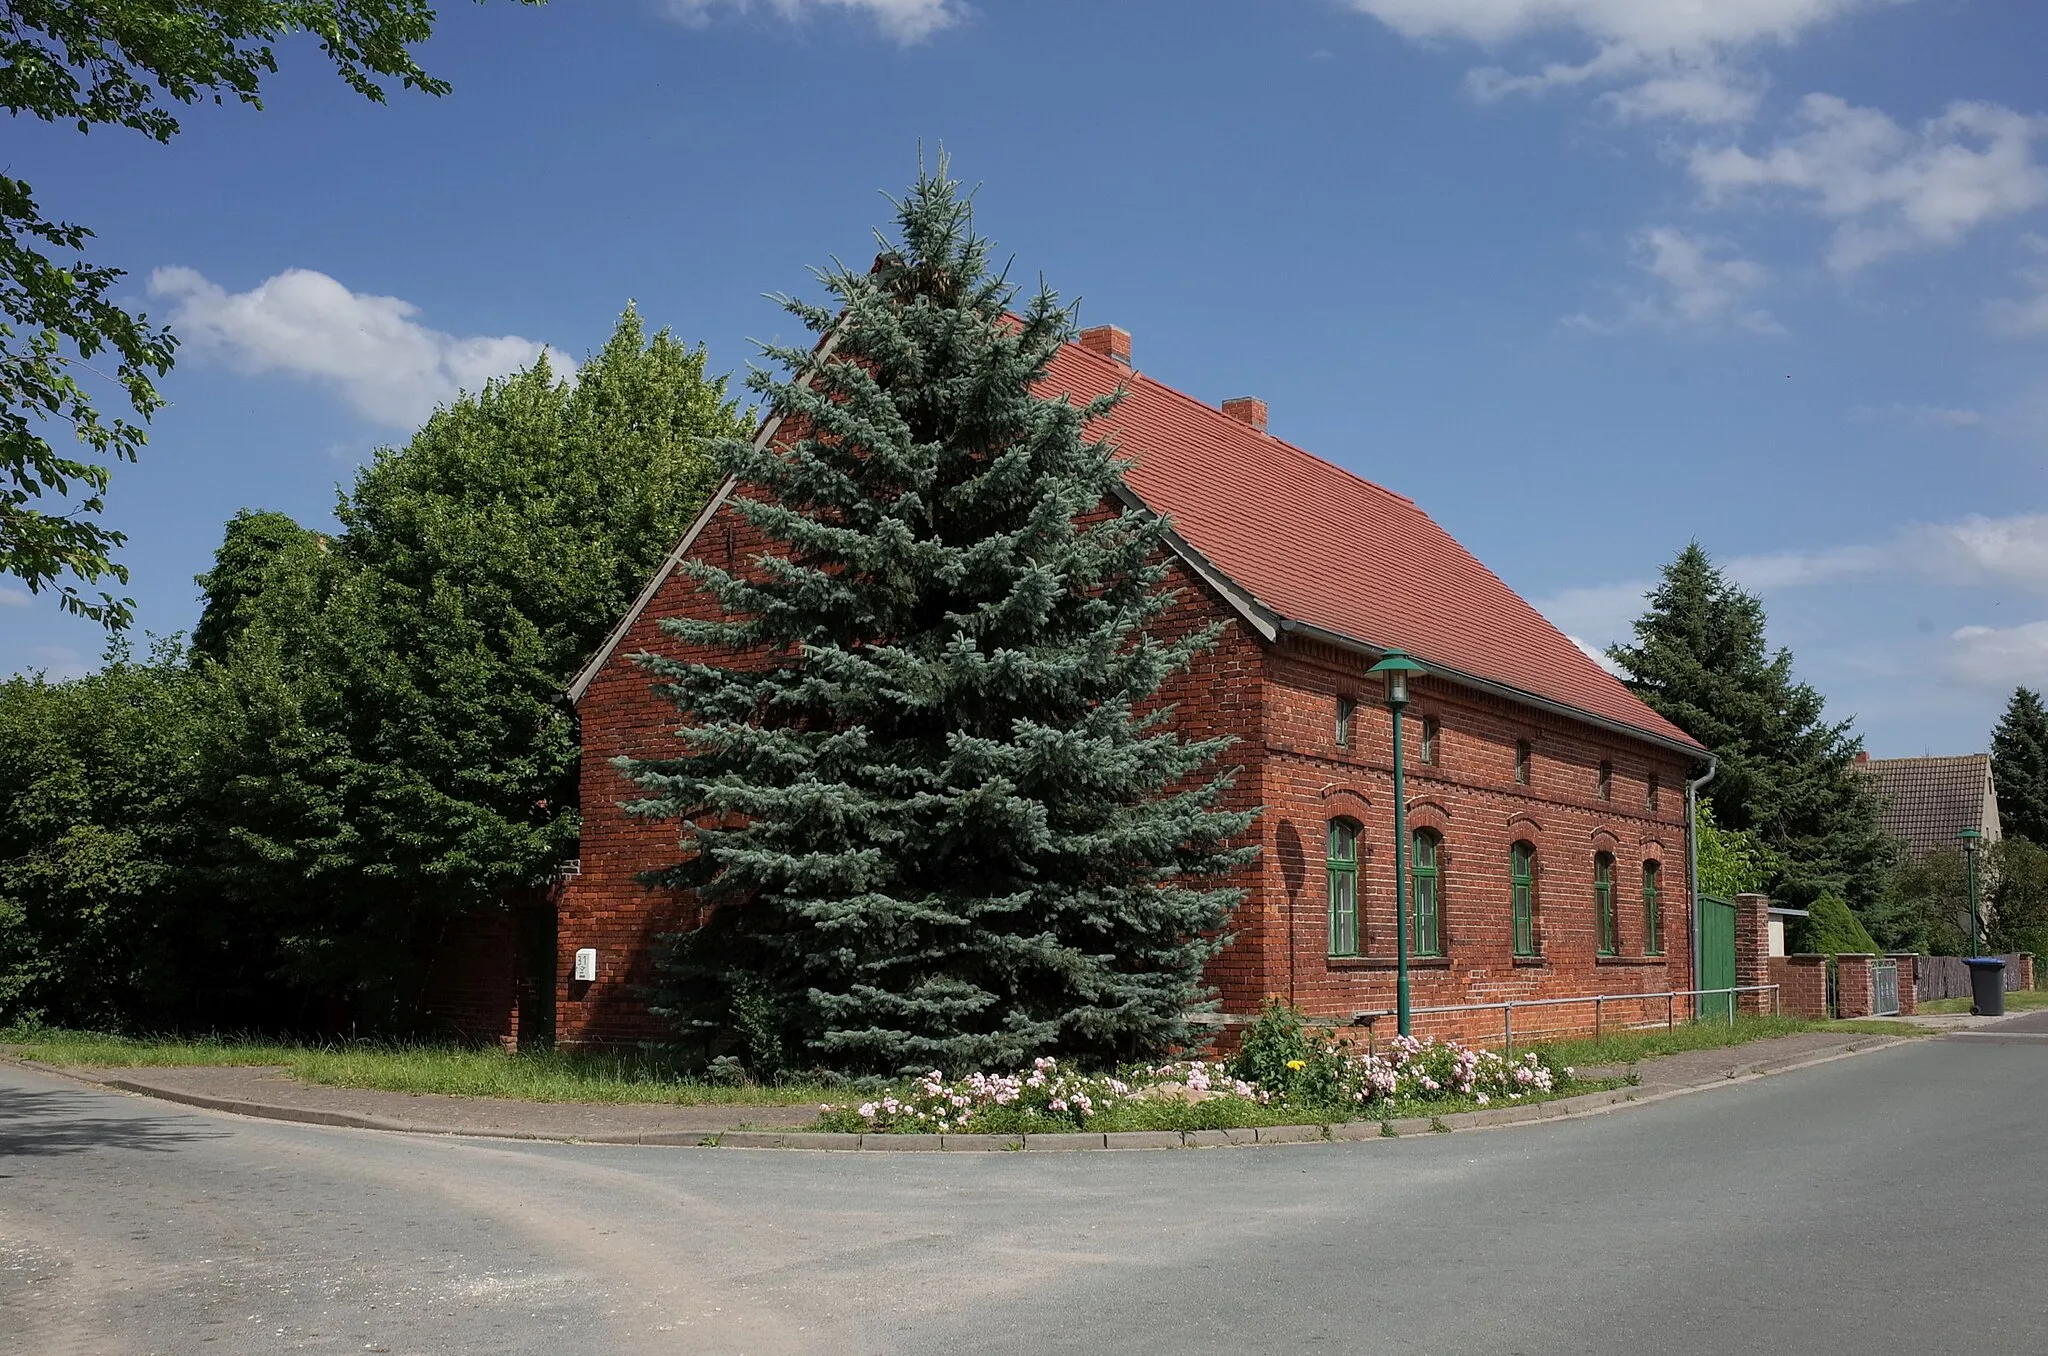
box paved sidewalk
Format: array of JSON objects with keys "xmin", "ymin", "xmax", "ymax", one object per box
[{"xmin": 5, "ymin": 1023, "xmax": 1925, "ymax": 1150}]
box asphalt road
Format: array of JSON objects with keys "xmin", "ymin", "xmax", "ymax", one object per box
[{"xmin": 4, "ymin": 1029, "xmax": 2044, "ymax": 1356}]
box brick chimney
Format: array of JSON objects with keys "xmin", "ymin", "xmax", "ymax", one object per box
[
  {"xmin": 1078, "ymin": 325, "xmax": 1131, "ymax": 368},
  {"xmin": 1854, "ymin": 751, "xmax": 1870, "ymax": 765},
  {"xmin": 1222, "ymin": 397, "xmax": 1268, "ymax": 434}
]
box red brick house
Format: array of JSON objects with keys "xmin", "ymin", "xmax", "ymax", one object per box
[{"xmin": 543, "ymin": 324, "xmax": 1710, "ymax": 1050}]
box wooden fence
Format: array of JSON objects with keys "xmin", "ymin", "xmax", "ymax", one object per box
[{"xmin": 1914, "ymin": 954, "xmax": 2029, "ymax": 1002}]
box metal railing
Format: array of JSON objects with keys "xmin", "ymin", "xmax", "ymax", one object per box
[
  {"xmin": 1872, "ymin": 960, "xmax": 1900, "ymax": 1017},
  {"xmin": 1348, "ymin": 984, "xmax": 1783, "ymax": 1057}
]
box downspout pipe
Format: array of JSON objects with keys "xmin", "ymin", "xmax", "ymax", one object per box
[{"xmin": 1687, "ymin": 755, "xmax": 1719, "ymax": 994}]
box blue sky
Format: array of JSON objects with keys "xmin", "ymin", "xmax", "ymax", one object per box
[{"xmin": 7, "ymin": 0, "xmax": 2047, "ymax": 755}]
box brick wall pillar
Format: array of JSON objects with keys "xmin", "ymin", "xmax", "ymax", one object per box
[
  {"xmin": 1836, "ymin": 953, "xmax": 1876, "ymax": 1019},
  {"xmin": 1887, "ymin": 953, "xmax": 1918, "ymax": 1015},
  {"xmin": 1735, "ymin": 892, "xmax": 1773, "ymax": 1014},
  {"xmin": 2019, "ymin": 953, "xmax": 2037, "ymax": 990},
  {"xmin": 1770, "ymin": 954, "xmax": 1829, "ymax": 1019}
]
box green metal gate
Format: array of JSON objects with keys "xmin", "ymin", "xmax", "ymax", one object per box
[{"xmin": 1697, "ymin": 895, "xmax": 1737, "ymax": 1022}]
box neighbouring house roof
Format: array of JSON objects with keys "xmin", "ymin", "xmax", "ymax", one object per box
[
  {"xmin": 568, "ymin": 331, "xmax": 1704, "ymax": 757},
  {"xmin": 1855, "ymin": 753, "xmax": 2003, "ymax": 858}
]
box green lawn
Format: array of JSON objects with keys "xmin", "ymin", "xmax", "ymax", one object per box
[
  {"xmin": 1524, "ymin": 1014, "xmax": 1924, "ymax": 1070},
  {"xmin": 0, "ymin": 1029, "xmax": 842, "ymax": 1106},
  {"xmin": 1917, "ymin": 988, "xmax": 2048, "ymax": 1016}
]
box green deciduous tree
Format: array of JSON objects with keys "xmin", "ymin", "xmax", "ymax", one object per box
[
  {"xmin": 2, "ymin": 0, "xmax": 528, "ymax": 622},
  {"xmin": 624, "ymin": 163, "xmax": 1255, "ymax": 1077},
  {"xmin": 1695, "ymin": 800, "xmax": 1782, "ymax": 899},
  {"xmin": 0, "ymin": 637, "xmax": 213, "ymax": 1026},
  {"xmin": 1610, "ymin": 543, "xmax": 1894, "ymax": 912},
  {"xmin": 1991, "ymin": 686, "xmax": 2048, "ymax": 846},
  {"xmin": 1988, "ymin": 836, "xmax": 2048, "ymax": 959},
  {"xmin": 201, "ymin": 310, "xmax": 745, "ymax": 1018}
]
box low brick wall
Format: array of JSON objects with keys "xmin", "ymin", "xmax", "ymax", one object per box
[{"xmin": 1771, "ymin": 955, "xmax": 1829, "ymax": 1019}]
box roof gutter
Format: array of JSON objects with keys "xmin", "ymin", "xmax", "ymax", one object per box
[
  {"xmin": 1273, "ymin": 617, "xmax": 1707, "ymax": 761},
  {"xmin": 1687, "ymin": 754, "xmax": 1719, "ymax": 996}
]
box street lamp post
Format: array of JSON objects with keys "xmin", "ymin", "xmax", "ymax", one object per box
[
  {"xmin": 1368, "ymin": 649, "xmax": 1427, "ymax": 1038},
  {"xmin": 1959, "ymin": 827, "xmax": 1982, "ymax": 956}
]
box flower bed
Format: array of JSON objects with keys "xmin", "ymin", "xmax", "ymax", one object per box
[{"xmin": 815, "ymin": 1008, "xmax": 1584, "ymax": 1136}]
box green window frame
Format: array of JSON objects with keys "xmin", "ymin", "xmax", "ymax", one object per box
[
  {"xmin": 1335, "ymin": 697, "xmax": 1355, "ymax": 748},
  {"xmin": 1327, "ymin": 819, "xmax": 1359, "ymax": 956},
  {"xmin": 1511, "ymin": 842, "xmax": 1537, "ymax": 958},
  {"xmin": 1420, "ymin": 716, "xmax": 1441, "ymax": 766},
  {"xmin": 1515, "ymin": 739, "xmax": 1532, "ymax": 785},
  {"xmin": 1411, "ymin": 829, "xmax": 1443, "ymax": 957},
  {"xmin": 1595, "ymin": 852, "xmax": 1617, "ymax": 956},
  {"xmin": 1596, "ymin": 760, "xmax": 1613, "ymax": 801},
  {"xmin": 1642, "ymin": 860, "xmax": 1662, "ymax": 955}
]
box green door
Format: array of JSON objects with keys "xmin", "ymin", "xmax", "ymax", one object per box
[{"xmin": 1697, "ymin": 895, "xmax": 1736, "ymax": 1022}]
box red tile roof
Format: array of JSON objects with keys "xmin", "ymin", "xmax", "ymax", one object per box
[{"xmin": 1042, "ymin": 341, "xmax": 1702, "ymax": 753}]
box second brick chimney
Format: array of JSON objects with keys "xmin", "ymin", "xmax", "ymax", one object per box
[
  {"xmin": 1222, "ymin": 397, "xmax": 1268, "ymax": 434},
  {"xmin": 1078, "ymin": 325, "xmax": 1132, "ymax": 368}
]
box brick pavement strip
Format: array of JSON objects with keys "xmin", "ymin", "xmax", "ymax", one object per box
[{"xmin": 4, "ymin": 1027, "xmax": 1926, "ymax": 1153}]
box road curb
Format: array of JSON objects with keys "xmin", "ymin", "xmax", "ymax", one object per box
[{"xmin": 6, "ymin": 1035, "xmax": 1922, "ymax": 1152}]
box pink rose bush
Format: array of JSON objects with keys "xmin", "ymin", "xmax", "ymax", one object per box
[{"xmin": 817, "ymin": 1025, "xmax": 1578, "ymax": 1134}]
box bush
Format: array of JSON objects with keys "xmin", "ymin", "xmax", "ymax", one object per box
[{"xmin": 1796, "ymin": 894, "xmax": 1882, "ymax": 955}]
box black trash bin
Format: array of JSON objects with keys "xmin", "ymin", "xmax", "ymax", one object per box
[{"xmin": 1965, "ymin": 957, "xmax": 2007, "ymax": 1017}]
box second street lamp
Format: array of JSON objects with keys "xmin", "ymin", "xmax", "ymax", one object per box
[
  {"xmin": 1368, "ymin": 648, "xmax": 1428, "ymax": 1038},
  {"xmin": 1959, "ymin": 827, "xmax": 1982, "ymax": 956}
]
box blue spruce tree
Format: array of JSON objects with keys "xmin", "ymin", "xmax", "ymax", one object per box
[{"xmin": 623, "ymin": 162, "xmax": 1253, "ymax": 1075}]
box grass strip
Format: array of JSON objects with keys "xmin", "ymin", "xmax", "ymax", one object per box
[
  {"xmin": 0, "ymin": 1029, "xmax": 842, "ymax": 1106},
  {"xmin": 1917, "ymin": 987, "xmax": 2048, "ymax": 1016},
  {"xmin": 1527, "ymin": 1014, "xmax": 1923, "ymax": 1070}
]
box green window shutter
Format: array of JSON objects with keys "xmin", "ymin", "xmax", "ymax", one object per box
[
  {"xmin": 1327, "ymin": 819, "xmax": 1358, "ymax": 955},
  {"xmin": 1595, "ymin": 853, "xmax": 1617, "ymax": 956},
  {"xmin": 1412, "ymin": 829, "xmax": 1442, "ymax": 957},
  {"xmin": 1642, "ymin": 861, "xmax": 1662, "ymax": 955},
  {"xmin": 1511, "ymin": 842, "xmax": 1537, "ymax": 957}
]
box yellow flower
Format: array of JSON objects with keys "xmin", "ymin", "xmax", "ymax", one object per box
[{"xmin": 1286, "ymin": 1059, "xmax": 1307, "ymax": 1070}]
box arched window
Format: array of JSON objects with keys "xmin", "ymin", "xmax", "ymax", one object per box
[
  {"xmin": 1594, "ymin": 852, "xmax": 1618, "ymax": 956},
  {"xmin": 1642, "ymin": 860, "xmax": 1662, "ymax": 956},
  {"xmin": 1327, "ymin": 819, "xmax": 1359, "ymax": 956},
  {"xmin": 1511, "ymin": 842, "xmax": 1538, "ymax": 958},
  {"xmin": 1412, "ymin": 829, "xmax": 1443, "ymax": 957}
]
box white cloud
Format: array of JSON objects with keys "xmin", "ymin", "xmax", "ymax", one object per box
[
  {"xmin": 27, "ymin": 645, "xmax": 89, "ymax": 680},
  {"xmin": 665, "ymin": 0, "xmax": 960, "ymax": 42},
  {"xmin": 1534, "ymin": 581, "xmax": 1652, "ymax": 647},
  {"xmin": 1725, "ymin": 543, "xmax": 1884, "ymax": 589},
  {"xmin": 1564, "ymin": 227, "xmax": 1781, "ymax": 334},
  {"xmin": 1341, "ymin": 0, "xmax": 1895, "ymax": 125},
  {"xmin": 1540, "ymin": 511, "xmax": 2048, "ymax": 656},
  {"xmin": 149, "ymin": 267, "xmax": 572, "ymax": 429},
  {"xmin": 1986, "ymin": 233, "xmax": 2048, "ymax": 336},
  {"xmin": 1907, "ymin": 514, "xmax": 2048, "ymax": 592},
  {"xmin": 1569, "ymin": 635, "xmax": 1629, "ymax": 676},
  {"xmin": 1690, "ymin": 96, "xmax": 2048, "ymax": 272},
  {"xmin": 1945, "ymin": 620, "xmax": 2048, "ymax": 689},
  {"xmin": 0, "ymin": 585, "xmax": 29, "ymax": 608},
  {"xmin": 1850, "ymin": 402, "xmax": 1983, "ymax": 428}
]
